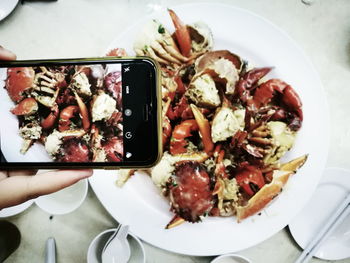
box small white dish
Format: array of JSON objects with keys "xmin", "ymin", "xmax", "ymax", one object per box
[
  {"xmin": 87, "ymin": 228, "xmax": 146, "ymax": 263},
  {"xmin": 35, "ymin": 178, "xmax": 88, "ymax": 215},
  {"xmin": 289, "ymin": 167, "xmax": 350, "ymax": 260},
  {"xmin": 0, "ymin": 199, "xmax": 34, "ymax": 218},
  {"xmin": 0, "ymin": 0, "xmax": 19, "ymax": 21},
  {"xmin": 211, "ymin": 253, "xmax": 252, "ymax": 263}
]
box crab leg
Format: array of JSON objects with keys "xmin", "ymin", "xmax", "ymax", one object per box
[
  {"xmin": 165, "ymin": 215, "xmax": 185, "ymax": 229},
  {"xmin": 135, "ymin": 47, "xmax": 171, "ymax": 66},
  {"xmin": 190, "ymin": 104, "xmax": 214, "ymax": 155},
  {"xmin": 151, "ymin": 41, "xmax": 182, "ymax": 64},
  {"xmin": 163, "ymin": 44, "xmax": 189, "ymax": 63},
  {"xmin": 32, "ymin": 86, "xmax": 56, "ymax": 94}
]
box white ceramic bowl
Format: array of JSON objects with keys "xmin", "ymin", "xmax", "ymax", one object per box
[
  {"xmin": 0, "ymin": 199, "xmax": 34, "ymax": 218},
  {"xmin": 211, "ymin": 254, "xmax": 252, "ymax": 263},
  {"xmin": 35, "ymin": 178, "xmax": 88, "ymax": 215},
  {"xmin": 87, "ymin": 228, "xmax": 146, "ymax": 263}
]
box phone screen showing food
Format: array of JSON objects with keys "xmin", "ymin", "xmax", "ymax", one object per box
[{"xmin": 0, "ymin": 58, "xmax": 160, "ymax": 168}]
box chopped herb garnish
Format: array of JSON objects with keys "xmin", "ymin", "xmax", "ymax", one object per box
[{"xmin": 158, "ymin": 24, "xmax": 165, "ymax": 34}]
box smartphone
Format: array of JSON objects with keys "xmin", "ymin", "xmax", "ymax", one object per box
[{"xmin": 0, "ymin": 57, "xmax": 162, "ymax": 169}]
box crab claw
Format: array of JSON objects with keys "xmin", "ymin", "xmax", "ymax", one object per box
[
  {"xmin": 236, "ymin": 155, "xmax": 308, "ymax": 222},
  {"xmin": 168, "ymin": 9, "xmax": 192, "ymax": 57},
  {"xmin": 190, "ymin": 104, "xmax": 214, "ymax": 155},
  {"xmin": 10, "ymin": 97, "xmax": 38, "ymax": 116},
  {"xmin": 6, "ymin": 67, "xmax": 35, "ymax": 102},
  {"xmin": 41, "ymin": 105, "xmax": 59, "ymax": 130},
  {"xmin": 170, "ymin": 119, "xmax": 198, "ymax": 155},
  {"xmin": 59, "ymin": 105, "xmax": 79, "ymax": 132}
]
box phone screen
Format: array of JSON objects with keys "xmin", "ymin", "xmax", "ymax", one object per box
[{"xmin": 0, "ymin": 58, "xmax": 161, "ymax": 168}]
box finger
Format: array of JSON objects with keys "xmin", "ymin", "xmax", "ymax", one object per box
[
  {"xmin": 0, "ymin": 46, "xmax": 17, "ymax": 61},
  {"xmin": 8, "ymin": 170, "xmax": 38, "ymax": 177},
  {"xmin": 0, "ymin": 169, "xmax": 93, "ymax": 209}
]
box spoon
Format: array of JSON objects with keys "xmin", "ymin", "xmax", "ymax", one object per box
[{"xmin": 101, "ymin": 225, "xmax": 130, "ymax": 263}]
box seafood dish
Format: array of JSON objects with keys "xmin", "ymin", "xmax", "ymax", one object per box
[
  {"xmin": 113, "ymin": 9, "xmax": 307, "ymax": 229},
  {"xmin": 2, "ymin": 63, "xmax": 124, "ymax": 162}
]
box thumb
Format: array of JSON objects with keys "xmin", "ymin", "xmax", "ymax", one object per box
[
  {"xmin": 0, "ymin": 46, "xmax": 16, "ymax": 61},
  {"xmin": 0, "ymin": 169, "xmax": 93, "ymax": 209}
]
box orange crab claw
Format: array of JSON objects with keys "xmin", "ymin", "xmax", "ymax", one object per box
[
  {"xmin": 170, "ymin": 119, "xmax": 198, "ymax": 154},
  {"xmin": 168, "ymin": 9, "xmax": 192, "ymax": 57},
  {"xmin": 6, "ymin": 67, "xmax": 35, "ymax": 102},
  {"xmin": 10, "ymin": 97, "xmax": 38, "ymax": 116},
  {"xmin": 74, "ymin": 92, "xmax": 91, "ymax": 131},
  {"xmin": 190, "ymin": 104, "xmax": 214, "ymax": 155},
  {"xmin": 41, "ymin": 105, "xmax": 59, "ymax": 130},
  {"xmin": 59, "ymin": 105, "xmax": 79, "ymax": 132},
  {"xmin": 165, "ymin": 215, "xmax": 185, "ymax": 229}
]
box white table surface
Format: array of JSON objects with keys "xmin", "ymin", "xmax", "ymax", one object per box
[{"xmin": 1, "ymin": 0, "xmax": 350, "ymax": 262}]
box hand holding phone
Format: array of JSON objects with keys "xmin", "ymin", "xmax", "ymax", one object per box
[
  {"xmin": 0, "ymin": 57, "xmax": 161, "ymax": 169},
  {"xmin": 0, "ymin": 47, "xmax": 93, "ymax": 210}
]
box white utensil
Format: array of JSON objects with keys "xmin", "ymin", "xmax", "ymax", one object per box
[
  {"xmin": 294, "ymin": 193, "xmax": 350, "ymax": 263},
  {"xmin": 101, "ymin": 225, "xmax": 130, "ymax": 263},
  {"xmin": 45, "ymin": 237, "xmax": 56, "ymax": 263},
  {"xmin": 87, "ymin": 229, "xmax": 145, "ymax": 263}
]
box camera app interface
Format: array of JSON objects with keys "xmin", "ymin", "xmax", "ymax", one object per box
[{"xmin": 0, "ymin": 63, "xmax": 125, "ymax": 163}]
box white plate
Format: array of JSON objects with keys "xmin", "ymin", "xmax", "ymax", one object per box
[
  {"xmin": 0, "ymin": 0, "xmax": 18, "ymax": 21},
  {"xmin": 35, "ymin": 178, "xmax": 88, "ymax": 215},
  {"xmin": 89, "ymin": 3, "xmax": 329, "ymax": 256},
  {"xmin": 0, "ymin": 199, "xmax": 34, "ymax": 218},
  {"xmin": 289, "ymin": 167, "xmax": 350, "ymax": 260}
]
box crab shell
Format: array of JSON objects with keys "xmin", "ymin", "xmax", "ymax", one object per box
[
  {"xmin": 169, "ymin": 161, "xmax": 214, "ymax": 223},
  {"xmin": 187, "ymin": 22, "xmax": 214, "ymax": 54},
  {"xmin": 6, "ymin": 67, "xmax": 35, "ymax": 102},
  {"xmin": 236, "ymin": 154, "xmax": 308, "ymax": 222},
  {"xmin": 195, "ymin": 50, "xmax": 243, "ymax": 73}
]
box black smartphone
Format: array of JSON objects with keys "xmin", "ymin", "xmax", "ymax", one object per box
[{"xmin": 0, "ymin": 57, "xmax": 162, "ymax": 169}]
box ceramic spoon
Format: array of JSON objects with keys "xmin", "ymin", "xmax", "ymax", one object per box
[{"xmin": 101, "ymin": 225, "xmax": 130, "ymax": 263}]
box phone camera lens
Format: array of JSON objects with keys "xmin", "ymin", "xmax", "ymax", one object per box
[{"xmin": 125, "ymin": 109, "xmax": 132, "ymax": 116}]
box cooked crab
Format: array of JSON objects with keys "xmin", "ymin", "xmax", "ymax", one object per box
[
  {"xmin": 91, "ymin": 91, "xmax": 117, "ymax": 122},
  {"xmin": 31, "ymin": 67, "xmax": 65, "ymax": 108},
  {"xmin": 133, "ymin": 19, "xmax": 188, "ymax": 66}
]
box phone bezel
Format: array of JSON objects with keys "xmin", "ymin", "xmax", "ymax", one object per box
[{"xmin": 0, "ymin": 57, "xmax": 162, "ymax": 169}]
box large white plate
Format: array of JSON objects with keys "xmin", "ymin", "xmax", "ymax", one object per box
[
  {"xmin": 289, "ymin": 167, "xmax": 350, "ymax": 260},
  {"xmin": 89, "ymin": 3, "xmax": 329, "ymax": 256}
]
